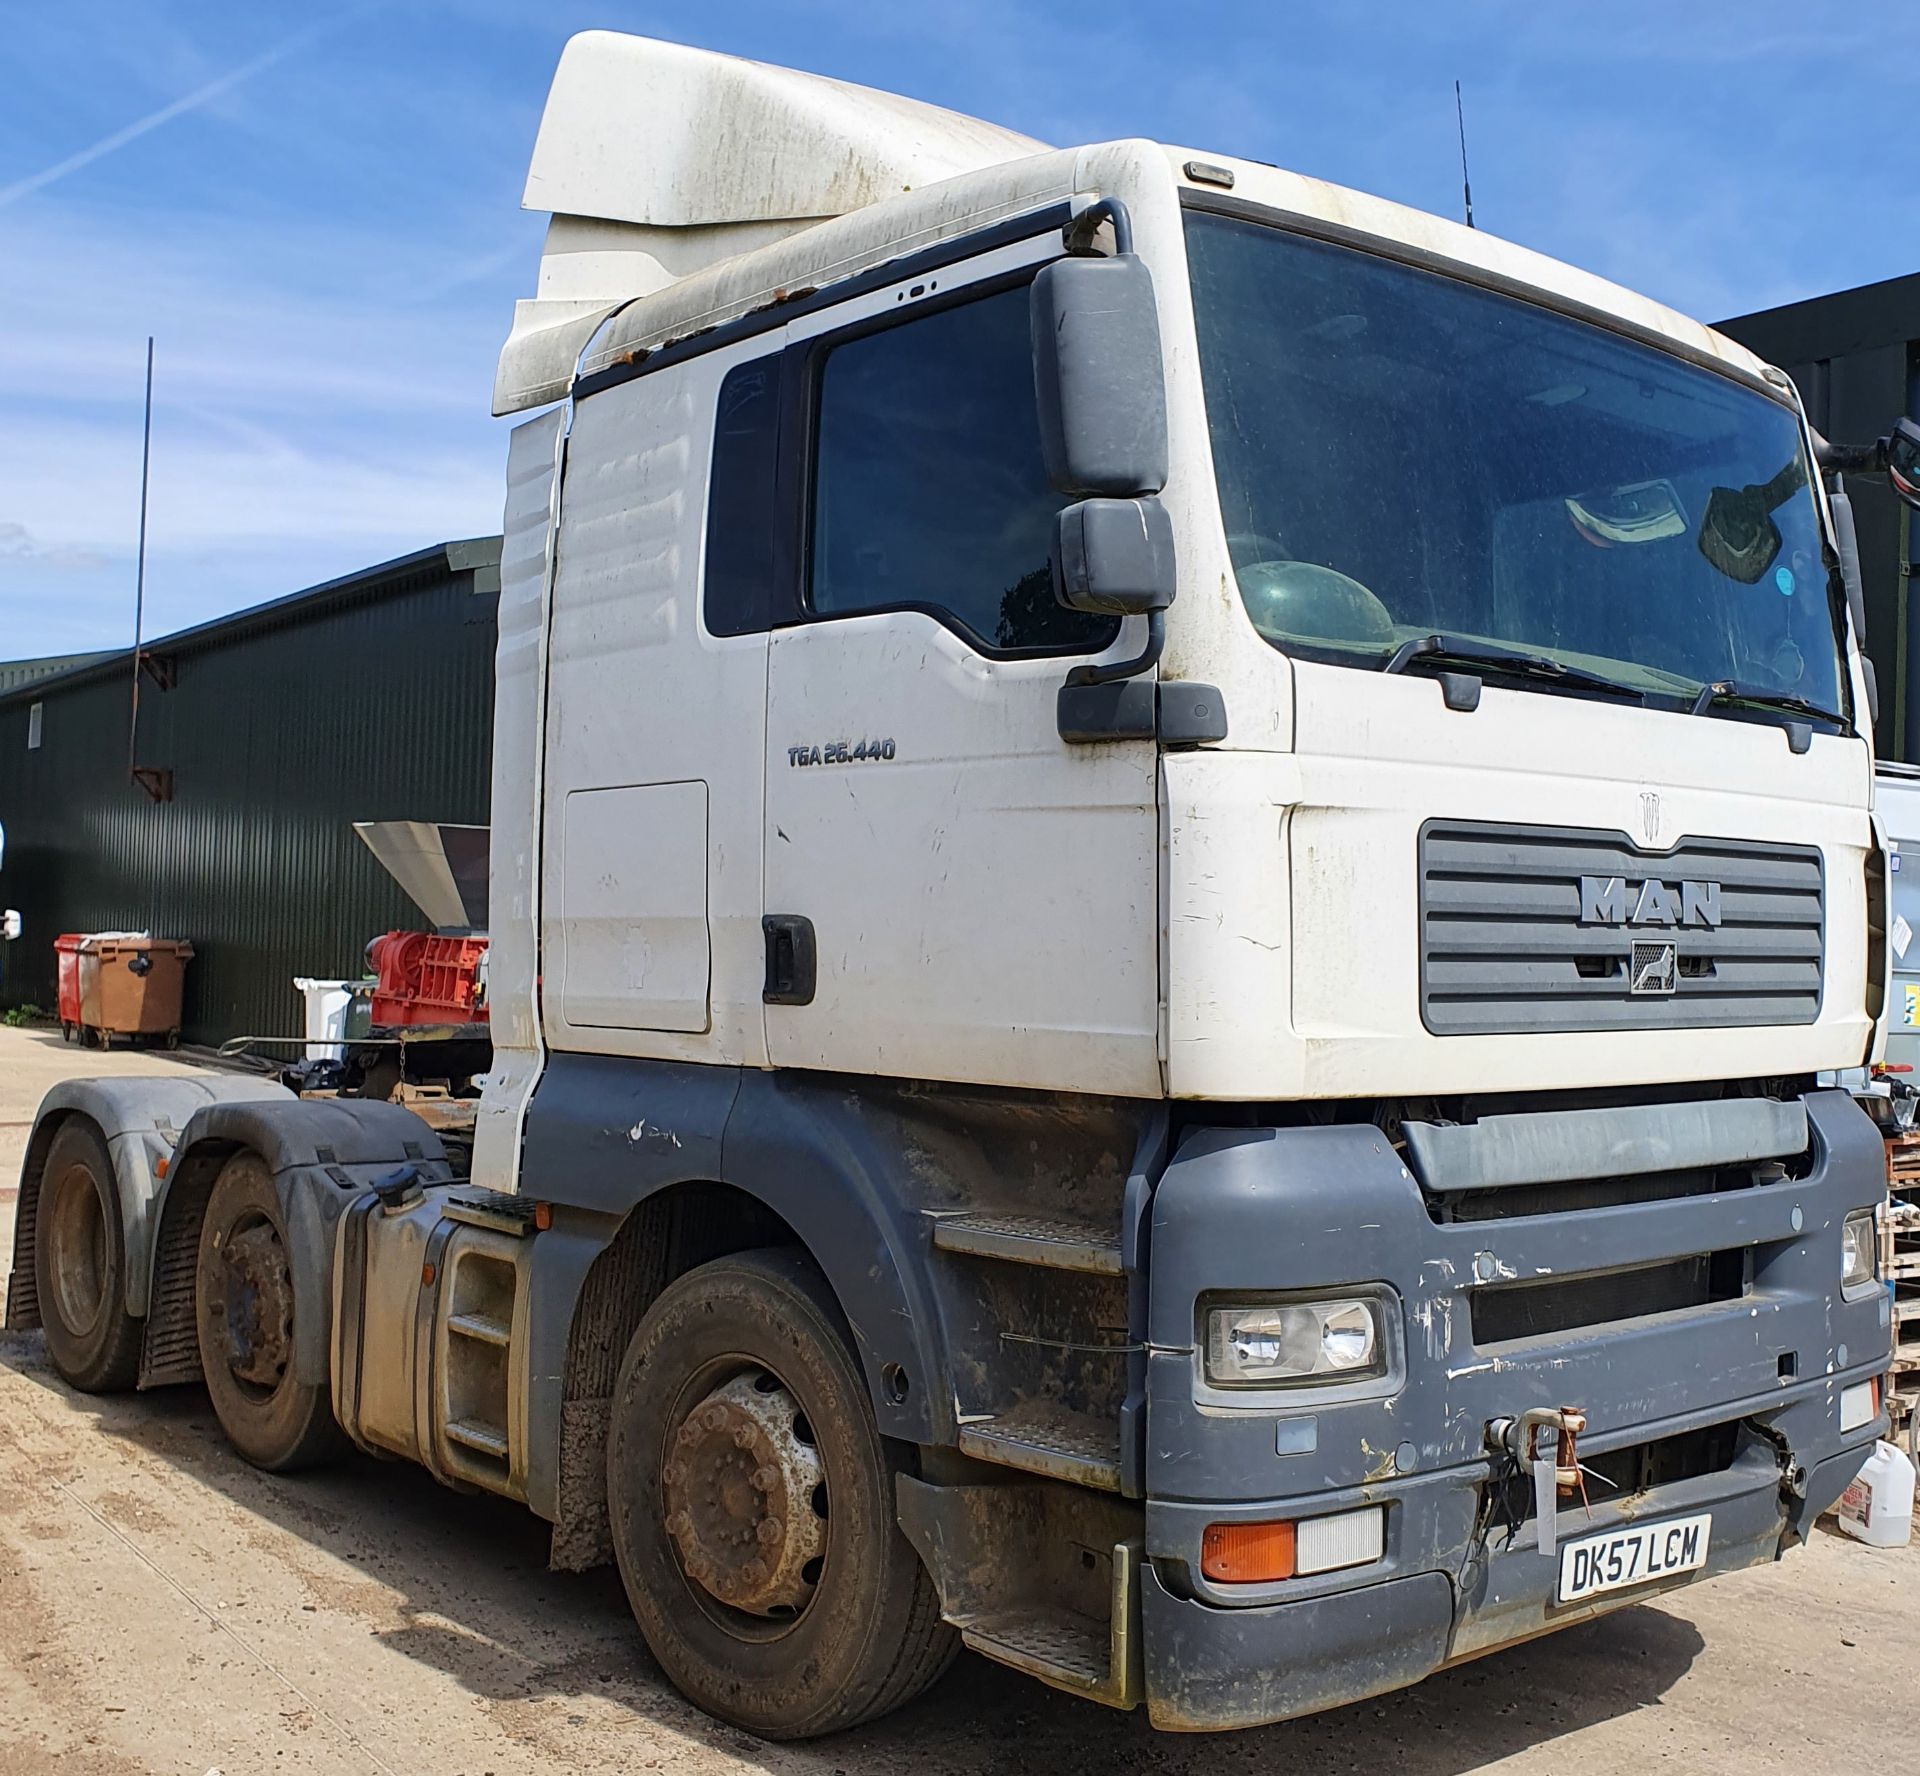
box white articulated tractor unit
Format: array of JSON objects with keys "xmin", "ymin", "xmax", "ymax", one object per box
[{"xmin": 14, "ymin": 32, "xmax": 1915, "ymax": 1739}]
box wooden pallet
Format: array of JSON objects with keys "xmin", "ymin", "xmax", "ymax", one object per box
[
  {"xmin": 1883, "ymin": 1197, "xmax": 1920, "ymax": 1279},
  {"xmin": 1883, "ymin": 1134, "xmax": 1920, "ymax": 1445},
  {"xmin": 1886, "ymin": 1129, "xmax": 1920, "ymax": 1185}
]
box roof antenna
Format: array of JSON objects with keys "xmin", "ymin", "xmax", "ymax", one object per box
[
  {"xmin": 127, "ymin": 337, "xmax": 169, "ymax": 802},
  {"xmin": 1454, "ymin": 79, "xmax": 1475, "ymax": 229}
]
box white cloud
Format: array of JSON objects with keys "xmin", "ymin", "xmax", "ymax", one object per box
[
  {"xmin": 0, "ymin": 10, "xmax": 367, "ymax": 211},
  {"xmin": 0, "ymin": 521, "xmax": 108, "ymax": 572},
  {"xmin": 0, "ymin": 206, "xmax": 522, "ymax": 418},
  {"xmin": 0, "ymin": 199, "xmax": 518, "ymax": 654}
]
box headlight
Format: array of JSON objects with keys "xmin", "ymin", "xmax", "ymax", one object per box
[
  {"xmin": 1204, "ymin": 1298, "xmax": 1383, "ymax": 1387},
  {"xmin": 1842, "ymin": 1211, "xmax": 1877, "ymax": 1291}
]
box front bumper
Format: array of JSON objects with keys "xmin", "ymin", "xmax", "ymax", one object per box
[{"xmin": 1139, "ymin": 1089, "xmax": 1890, "ymax": 1731}]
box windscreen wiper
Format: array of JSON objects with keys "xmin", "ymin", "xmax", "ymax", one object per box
[
  {"xmin": 1382, "ymin": 633, "xmax": 1646, "ymax": 702},
  {"xmin": 1689, "ymin": 679, "xmax": 1848, "ymax": 729}
]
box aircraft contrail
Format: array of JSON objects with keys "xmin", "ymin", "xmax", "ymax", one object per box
[{"xmin": 0, "ymin": 11, "xmax": 363, "ymax": 211}]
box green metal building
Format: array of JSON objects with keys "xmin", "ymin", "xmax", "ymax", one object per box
[
  {"xmin": 1719, "ymin": 273, "xmax": 1920, "ymax": 761},
  {"xmin": 0, "ymin": 540, "xmax": 500, "ymax": 1047}
]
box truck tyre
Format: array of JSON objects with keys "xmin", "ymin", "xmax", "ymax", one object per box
[
  {"xmin": 607, "ymin": 1248, "xmax": 955, "ymax": 1739},
  {"xmin": 194, "ymin": 1152, "xmax": 346, "ymax": 1472},
  {"xmin": 34, "ymin": 1119, "xmax": 143, "ymax": 1392}
]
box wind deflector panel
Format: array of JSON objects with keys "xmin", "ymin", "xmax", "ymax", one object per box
[{"xmin": 1420, "ymin": 821, "xmax": 1823, "ymax": 1035}]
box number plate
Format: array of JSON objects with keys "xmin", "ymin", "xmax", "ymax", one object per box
[{"xmin": 1556, "ymin": 1512, "xmax": 1711, "ymax": 1603}]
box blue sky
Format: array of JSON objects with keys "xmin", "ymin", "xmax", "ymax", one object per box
[{"xmin": 0, "ymin": 1, "xmax": 1909, "ymax": 658}]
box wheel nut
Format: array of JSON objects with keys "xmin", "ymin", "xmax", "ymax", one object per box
[
  {"xmin": 702, "ymin": 1404, "xmax": 729, "ymax": 1432},
  {"xmin": 752, "ymin": 1465, "xmax": 779, "ymax": 1491},
  {"xmin": 665, "ymin": 1510, "xmax": 691, "ymax": 1538},
  {"xmin": 742, "ymin": 1558, "xmax": 767, "ymax": 1587},
  {"xmin": 663, "ymin": 1460, "xmax": 685, "ymax": 1486},
  {"xmin": 733, "ymin": 1424, "xmax": 757, "ymax": 1451},
  {"xmin": 757, "ymin": 1518, "xmax": 784, "ymax": 1547}
]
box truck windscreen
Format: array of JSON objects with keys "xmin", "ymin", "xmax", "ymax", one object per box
[{"xmin": 1186, "ymin": 209, "xmax": 1847, "ymax": 724}]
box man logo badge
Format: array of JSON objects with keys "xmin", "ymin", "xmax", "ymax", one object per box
[
  {"xmin": 1630, "ymin": 939, "xmax": 1679, "ymax": 996},
  {"xmin": 1578, "ymin": 875, "xmax": 1721, "ymax": 928}
]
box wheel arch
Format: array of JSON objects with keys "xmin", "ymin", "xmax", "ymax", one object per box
[
  {"xmin": 139, "ymin": 1096, "xmax": 449, "ymax": 1391},
  {"xmin": 536, "ymin": 1175, "xmax": 901, "ymax": 1571},
  {"xmin": 4, "ymin": 1074, "xmax": 290, "ymax": 1334},
  {"xmin": 518, "ymin": 1060, "xmax": 957, "ymax": 1461}
]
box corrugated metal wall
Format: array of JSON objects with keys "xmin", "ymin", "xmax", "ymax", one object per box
[
  {"xmin": 0, "ymin": 545, "xmax": 498, "ymax": 1046},
  {"xmin": 1719, "ymin": 274, "xmax": 1920, "ymax": 761}
]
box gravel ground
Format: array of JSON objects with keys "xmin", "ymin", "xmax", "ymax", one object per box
[{"xmin": 1, "ymin": 1024, "xmax": 1912, "ymax": 1776}]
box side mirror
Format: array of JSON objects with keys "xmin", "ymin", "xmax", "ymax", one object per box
[
  {"xmin": 1053, "ymin": 497, "xmax": 1175, "ymax": 617},
  {"xmin": 1031, "ymin": 244, "xmax": 1169, "ymax": 497},
  {"xmin": 1036, "ymin": 201, "xmax": 1218, "ymax": 749},
  {"xmin": 1886, "ymin": 416, "xmax": 1920, "ymax": 510},
  {"xmin": 1817, "ymin": 416, "xmax": 1920, "ymax": 512},
  {"xmin": 1829, "ymin": 481, "xmax": 1867, "ymax": 641}
]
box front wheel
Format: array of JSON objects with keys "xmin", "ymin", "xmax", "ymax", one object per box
[
  {"xmin": 194, "ymin": 1152, "xmax": 346, "ymax": 1471},
  {"xmin": 607, "ymin": 1249, "xmax": 954, "ymax": 1739}
]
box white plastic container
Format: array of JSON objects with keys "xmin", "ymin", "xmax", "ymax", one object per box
[
  {"xmin": 293, "ymin": 977, "xmax": 355, "ymax": 1063},
  {"xmin": 1835, "ymin": 1440, "xmax": 1916, "ymax": 1548}
]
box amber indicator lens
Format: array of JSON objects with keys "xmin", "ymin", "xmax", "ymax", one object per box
[{"xmin": 1201, "ymin": 1519, "xmax": 1296, "ymax": 1583}]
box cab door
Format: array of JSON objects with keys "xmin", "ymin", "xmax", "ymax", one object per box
[
  {"xmin": 762, "ymin": 240, "xmax": 1162, "ymax": 1096},
  {"xmin": 540, "ymin": 335, "xmax": 783, "ymax": 1065}
]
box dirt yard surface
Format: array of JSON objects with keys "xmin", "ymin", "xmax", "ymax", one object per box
[{"xmin": 1, "ymin": 1024, "xmax": 1913, "ymax": 1775}]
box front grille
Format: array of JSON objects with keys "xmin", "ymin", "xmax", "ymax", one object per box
[
  {"xmin": 1470, "ymin": 1250, "xmax": 1748, "ymax": 1347},
  {"xmin": 1421, "ymin": 821, "xmax": 1824, "ymax": 1035},
  {"xmin": 1426, "ymin": 1164, "xmax": 1760, "ymax": 1225}
]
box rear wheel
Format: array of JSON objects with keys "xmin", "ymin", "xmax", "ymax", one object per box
[
  {"xmin": 607, "ymin": 1248, "xmax": 954, "ymax": 1739},
  {"xmin": 33, "ymin": 1120, "xmax": 142, "ymax": 1392},
  {"xmin": 194, "ymin": 1152, "xmax": 346, "ymax": 1471}
]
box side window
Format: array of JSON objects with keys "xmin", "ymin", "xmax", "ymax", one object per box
[
  {"xmin": 809, "ymin": 285, "xmax": 1117, "ymax": 655},
  {"xmin": 704, "ymin": 355, "xmax": 782, "ymax": 637}
]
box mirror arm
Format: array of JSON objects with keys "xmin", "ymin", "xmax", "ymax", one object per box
[
  {"xmin": 1815, "ymin": 417, "xmax": 1920, "ymax": 512},
  {"xmin": 1065, "ymin": 609, "xmax": 1166, "ymax": 688},
  {"xmin": 1814, "ymin": 433, "xmax": 1885, "ymax": 477},
  {"xmin": 1063, "ymin": 195, "xmax": 1135, "ymax": 258}
]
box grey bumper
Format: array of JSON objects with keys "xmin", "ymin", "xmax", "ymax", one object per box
[{"xmin": 1139, "ymin": 1089, "xmax": 1890, "ymax": 1731}]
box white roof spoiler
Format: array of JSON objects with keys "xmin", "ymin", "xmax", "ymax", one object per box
[{"xmin": 494, "ymin": 31, "xmax": 1048, "ymax": 415}]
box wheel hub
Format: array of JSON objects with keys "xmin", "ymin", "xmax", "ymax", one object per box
[
  {"xmin": 46, "ymin": 1164, "xmax": 107, "ymax": 1337},
  {"xmin": 217, "ymin": 1221, "xmax": 294, "ymax": 1391},
  {"xmin": 663, "ymin": 1372, "xmax": 827, "ymax": 1617}
]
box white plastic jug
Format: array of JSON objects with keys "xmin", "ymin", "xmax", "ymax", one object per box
[{"xmin": 1835, "ymin": 1440, "xmax": 1916, "ymax": 1548}]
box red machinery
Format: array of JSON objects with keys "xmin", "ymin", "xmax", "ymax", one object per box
[{"xmin": 366, "ymin": 930, "xmax": 488, "ymax": 1029}]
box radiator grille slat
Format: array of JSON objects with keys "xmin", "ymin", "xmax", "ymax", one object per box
[{"xmin": 1420, "ymin": 822, "xmax": 1824, "ymax": 1035}]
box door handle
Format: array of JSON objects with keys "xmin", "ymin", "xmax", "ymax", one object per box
[{"xmin": 762, "ymin": 914, "xmax": 817, "ymax": 1006}]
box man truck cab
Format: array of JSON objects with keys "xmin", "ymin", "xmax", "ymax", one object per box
[{"xmin": 10, "ymin": 32, "xmax": 1905, "ymax": 1740}]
